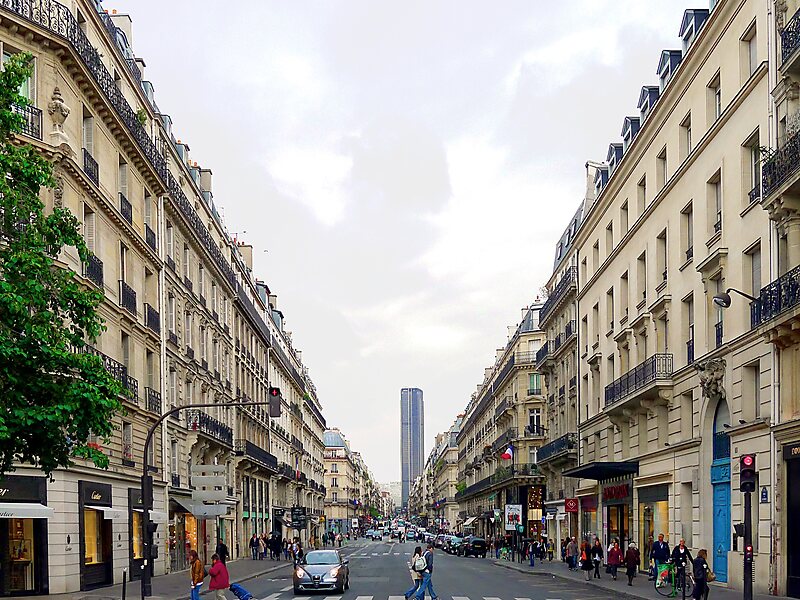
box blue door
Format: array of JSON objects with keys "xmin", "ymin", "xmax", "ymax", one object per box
[{"xmin": 712, "ymin": 482, "xmax": 730, "ymax": 583}]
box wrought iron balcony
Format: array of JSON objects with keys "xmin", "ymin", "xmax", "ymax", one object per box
[
  {"xmin": 763, "ymin": 129, "xmax": 800, "ymax": 199},
  {"xmin": 145, "ymin": 223, "xmax": 157, "ymax": 251},
  {"xmin": 751, "ymin": 264, "xmax": 800, "ymax": 328},
  {"xmin": 82, "ymin": 148, "xmax": 99, "ymax": 186},
  {"xmin": 553, "ymin": 333, "xmax": 564, "ymax": 352},
  {"xmin": 569, "ymin": 375, "xmax": 577, "ymax": 389},
  {"xmin": 186, "ymin": 410, "xmax": 233, "ymax": 446},
  {"xmin": 535, "ymin": 341, "xmax": 550, "ymax": 367},
  {"xmin": 686, "ymin": 338, "xmax": 694, "ymax": 364},
  {"xmin": 83, "ymin": 254, "xmax": 103, "ymax": 288},
  {"xmin": 236, "ymin": 440, "xmax": 278, "ymax": 471},
  {"xmin": 292, "ymin": 435, "xmax": 304, "ymax": 452},
  {"xmin": 277, "ymin": 462, "xmax": 295, "ymax": 480},
  {"xmin": 11, "ymin": 102, "xmax": 41, "ymax": 139},
  {"xmin": 537, "ymin": 432, "xmax": 577, "ymax": 464},
  {"xmin": 72, "ymin": 343, "xmax": 132, "ymax": 395},
  {"xmin": 782, "ymin": 7, "xmax": 800, "ymax": 64},
  {"xmin": 605, "ymin": 353, "xmax": 673, "ymax": 408},
  {"xmin": 539, "ymin": 266, "xmax": 577, "ymax": 325},
  {"xmin": 171, "ymin": 473, "xmax": 181, "ymax": 487},
  {"xmin": 201, "ymin": 358, "xmax": 208, "ymax": 371},
  {"xmin": 713, "ymin": 218, "xmax": 722, "ymax": 234},
  {"xmin": 686, "ymin": 246, "xmax": 694, "ymax": 261},
  {"xmin": 559, "ymin": 385, "xmax": 565, "ymax": 398},
  {"xmin": 515, "ymin": 351, "xmax": 535, "ymax": 364},
  {"xmin": 494, "ymin": 397, "xmax": 511, "ymax": 418},
  {"xmin": 715, "ymin": 321, "xmax": 723, "ymax": 348},
  {"xmin": 565, "ymin": 319, "xmax": 576, "ymax": 338},
  {"xmin": 144, "ymin": 303, "xmax": 160, "ymax": 334},
  {"xmin": 748, "ymin": 184, "xmax": 760, "ymax": 205},
  {"xmin": 186, "ymin": 345, "xmax": 195, "ymax": 360},
  {"xmin": 184, "ymin": 276, "xmax": 193, "ymax": 292},
  {"xmin": 118, "ymin": 280, "xmax": 137, "ymax": 316},
  {"xmin": 119, "ymin": 192, "xmax": 132, "ymax": 224},
  {"xmin": 492, "ymin": 427, "xmax": 517, "ymax": 452},
  {"xmin": 520, "ymin": 424, "xmax": 545, "ymax": 438},
  {"xmin": 166, "ymin": 256, "xmax": 176, "ymax": 272},
  {"xmin": 123, "ymin": 373, "xmax": 138, "ymax": 400},
  {"xmin": 168, "ymin": 331, "xmax": 178, "ymax": 345},
  {"xmin": 713, "ymin": 431, "xmax": 730, "ymax": 460},
  {"xmin": 144, "ymin": 387, "xmax": 161, "ymax": 413},
  {"xmin": 528, "ymin": 386, "xmax": 541, "ymax": 396}
]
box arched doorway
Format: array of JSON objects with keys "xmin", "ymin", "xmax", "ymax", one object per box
[{"xmin": 710, "ymin": 400, "xmax": 731, "ymax": 583}]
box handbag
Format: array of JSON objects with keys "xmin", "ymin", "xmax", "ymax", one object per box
[{"xmin": 707, "ymin": 570, "xmax": 717, "ymax": 582}]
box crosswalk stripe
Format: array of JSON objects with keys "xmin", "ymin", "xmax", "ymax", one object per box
[
  {"xmin": 354, "ymin": 596, "xmax": 373, "ymax": 600},
  {"xmin": 515, "ymin": 598, "xmax": 533, "ymax": 600},
  {"xmin": 484, "ymin": 597, "xmax": 503, "ymax": 600},
  {"xmin": 394, "ymin": 552, "xmax": 400, "ymax": 555},
  {"xmin": 388, "ymin": 596, "xmax": 407, "ymax": 600},
  {"xmin": 279, "ymin": 586, "xmax": 292, "ymax": 592},
  {"xmin": 453, "ymin": 597, "xmax": 471, "ymax": 600}
]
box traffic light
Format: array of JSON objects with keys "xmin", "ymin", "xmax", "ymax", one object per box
[
  {"xmin": 268, "ymin": 387, "xmax": 282, "ymax": 418},
  {"xmin": 268, "ymin": 387, "xmax": 282, "ymax": 397},
  {"xmin": 744, "ymin": 544, "xmax": 754, "ymax": 563},
  {"xmin": 740, "ymin": 454, "xmax": 757, "ymax": 492}
]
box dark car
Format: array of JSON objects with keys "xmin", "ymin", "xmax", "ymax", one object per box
[
  {"xmin": 293, "ymin": 550, "xmax": 349, "ymax": 594},
  {"xmin": 462, "ymin": 536, "xmax": 487, "ymax": 558}
]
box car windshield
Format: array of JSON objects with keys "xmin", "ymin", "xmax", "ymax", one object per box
[{"xmin": 305, "ymin": 551, "xmax": 340, "ymax": 565}]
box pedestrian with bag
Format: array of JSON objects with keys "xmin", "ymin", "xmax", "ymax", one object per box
[
  {"xmin": 208, "ymin": 553, "xmax": 230, "ymax": 600},
  {"xmin": 257, "ymin": 534, "xmax": 265, "ymax": 560},
  {"xmin": 607, "ymin": 540, "xmax": 623, "ymax": 580},
  {"xmin": 651, "ymin": 533, "xmax": 671, "ymax": 580},
  {"xmin": 414, "ymin": 543, "xmax": 439, "ymax": 600},
  {"xmin": 624, "ymin": 542, "xmax": 640, "ymax": 586},
  {"xmin": 249, "ymin": 534, "xmax": 259, "ymax": 560},
  {"xmin": 566, "ymin": 536, "xmax": 579, "ymax": 571},
  {"xmin": 672, "ymin": 538, "xmax": 693, "ymax": 591},
  {"xmin": 580, "ymin": 542, "xmax": 593, "ymax": 581},
  {"xmin": 188, "ymin": 549, "xmax": 205, "ymax": 600},
  {"xmin": 692, "ymin": 549, "xmax": 712, "ymax": 600},
  {"xmin": 404, "ymin": 545, "xmax": 425, "ymax": 599},
  {"xmin": 591, "ymin": 538, "xmax": 604, "ymax": 579}
]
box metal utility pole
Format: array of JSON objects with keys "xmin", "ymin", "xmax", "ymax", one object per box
[{"xmin": 740, "ymin": 454, "xmax": 756, "ymax": 600}]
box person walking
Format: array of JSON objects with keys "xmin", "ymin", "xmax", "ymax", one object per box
[
  {"xmin": 567, "ymin": 536, "xmax": 579, "ymax": 571},
  {"xmin": 208, "ymin": 553, "xmax": 230, "ymax": 600},
  {"xmin": 283, "ymin": 538, "xmax": 290, "ymax": 561},
  {"xmin": 624, "ymin": 542, "xmax": 640, "ymax": 586},
  {"xmin": 215, "ymin": 538, "xmax": 229, "ymax": 565},
  {"xmin": 591, "ymin": 538, "xmax": 604, "ymax": 579},
  {"xmin": 249, "ymin": 534, "xmax": 259, "ymax": 560},
  {"xmin": 257, "ymin": 534, "xmax": 266, "ymax": 560},
  {"xmin": 414, "ymin": 543, "xmax": 438, "ymax": 600},
  {"xmin": 651, "ymin": 533, "xmax": 670, "ymax": 580},
  {"xmin": 580, "ymin": 542, "xmax": 593, "ymax": 581},
  {"xmin": 404, "ymin": 545, "xmax": 425, "ymax": 599},
  {"xmin": 188, "ymin": 549, "xmax": 205, "ymax": 600},
  {"xmin": 692, "ymin": 549, "xmax": 710, "ymax": 600},
  {"xmin": 321, "ymin": 532, "xmax": 327, "ymax": 547},
  {"xmin": 607, "ymin": 540, "xmax": 623, "ymax": 580},
  {"xmin": 547, "ymin": 538, "xmax": 555, "ymax": 561}
]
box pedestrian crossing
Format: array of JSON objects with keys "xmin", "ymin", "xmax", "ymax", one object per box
[{"xmin": 263, "ymin": 595, "xmax": 539, "ymax": 600}]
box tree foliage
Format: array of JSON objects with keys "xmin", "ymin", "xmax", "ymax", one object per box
[{"xmin": 0, "ymin": 52, "xmax": 124, "ymax": 476}]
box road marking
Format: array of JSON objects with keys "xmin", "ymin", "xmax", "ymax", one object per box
[
  {"xmin": 394, "ymin": 552, "xmax": 400, "ymax": 555},
  {"xmin": 484, "ymin": 597, "xmax": 503, "ymax": 600},
  {"xmin": 515, "ymin": 597, "xmax": 533, "ymax": 600},
  {"xmin": 353, "ymin": 596, "xmax": 373, "ymax": 600},
  {"xmin": 280, "ymin": 586, "xmax": 293, "ymax": 592},
  {"xmin": 453, "ymin": 597, "xmax": 471, "ymax": 600},
  {"xmin": 372, "ymin": 552, "xmax": 379, "ymax": 556},
  {"xmin": 388, "ymin": 596, "xmax": 407, "ymax": 600}
]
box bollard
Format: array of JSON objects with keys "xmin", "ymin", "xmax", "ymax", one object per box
[{"xmin": 121, "ymin": 568, "xmax": 127, "ymax": 600}]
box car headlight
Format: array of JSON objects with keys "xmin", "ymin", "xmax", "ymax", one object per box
[
  {"xmin": 295, "ymin": 567, "xmax": 307, "ymax": 578},
  {"xmin": 328, "ymin": 566, "xmax": 340, "ymax": 577}
]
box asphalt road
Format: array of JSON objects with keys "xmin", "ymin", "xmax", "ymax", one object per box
[{"xmin": 235, "ymin": 539, "xmax": 620, "ymax": 600}]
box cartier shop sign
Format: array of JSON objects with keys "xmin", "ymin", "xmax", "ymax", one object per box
[{"xmin": 79, "ymin": 481, "xmax": 112, "ymax": 507}]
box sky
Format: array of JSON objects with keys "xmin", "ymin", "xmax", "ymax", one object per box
[{"xmin": 110, "ymin": 0, "xmax": 692, "ymax": 482}]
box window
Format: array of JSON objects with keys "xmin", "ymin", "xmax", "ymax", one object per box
[
  {"xmin": 83, "ymin": 203, "xmax": 96, "ymax": 253},
  {"xmin": 620, "ymin": 272, "xmax": 629, "ymax": 320},
  {"xmin": 170, "ymin": 440, "xmax": 179, "ymax": 475},
  {"xmin": 529, "ymin": 373, "xmax": 541, "ymax": 394},
  {"xmin": 166, "ymin": 222, "xmax": 174, "ymax": 259},
  {"xmin": 606, "ymin": 288, "xmax": 615, "ymax": 331},
  {"xmin": 211, "ymin": 283, "xmax": 217, "ymax": 313},
  {"xmin": 121, "ymin": 331, "xmax": 130, "ymax": 370},
  {"xmin": 708, "ymin": 172, "xmax": 722, "ymax": 235},
  {"xmin": 144, "ymin": 192, "xmax": 152, "ymax": 228},
  {"xmin": 743, "ymin": 362, "xmax": 760, "ymax": 422},
  {"xmin": 606, "ymin": 222, "xmax": 614, "ymax": 255},
  {"xmin": 184, "ymin": 312, "xmax": 192, "ymax": 347},
  {"xmin": 744, "ymin": 132, "xmax": 761, "ymax": 204},
  {"xmin": 707, "ymin": 72, "xmax": 722, "ymax": 123},
  {"xmin": 528, "ymin": 408, "xmax": 542, "ymax": 432},
  {"xmin": 332, "ymin": 477, "xmax": 338, "ymax": 488},
  {"xmin": 580, "ymin": 257, "xmax": 587, "ymax": 285},
  {"xmin": 680, "ymin": 112, "xmax": 692, "ymax": 158},
  {"xmin": 1, "ymin": 48, "xmax": 33, "ymax": 99},
  {"xmin": 168, "ymin": 369, "xmax": 177, "ymax": 407},
  {"xmin": 592, "ymin": 241, "xmax": 600, "ymax": 272},
  {"xmin": 657, "ymin": 229, "xmax": 668, "ymax": 282},
  {"xmin": 331, "ymin": 463, "xmax": 338, "ymax": 473},
  {"xmin": 118, "ymin": 158, "xmax": 128, "ymax": 198},
  {"xmin": 741, "ymin": 23, "xmax": 758, "ymax": 79},
  {"xmin": 637, "ymin": 176, "xmax": 647, "ymax": 216},
  {"xmin": 123, "ymin": 421, "xmax": 133, "ymax": 461},
  {"xmin": 746, "ymin": 243, "xmax": 762, "ymax": 297},
  {"xmin": 119, "ymin": 242, "xmax": 128, "ymax": 281},
  {"xmin": 529, "ymin": 447, "xmax": 538, "ymax": 464},
  {"xmin": 621, "ymin": 201, "xmax": 629, "ymax": 235},
  {"xmin": 200, "ymin": 326, "xmax": 206, "ymax": 359},
  {"xmin": 637, "ymin": 251, "xmax": 647, "ymax": 304},
  {"xmin": 198, "ymin": 263, "xmax": 205, "ymax": 298},
  {"xmin": 168, "ymin": 294, "xmax": 176, "ymax": 332},
  {"xmin": 146, "ymin": 350, "xmax": 155, "ymax": 388},
  {"xmin": 183, "ymin": 244, "xmax": 190, "ymax": 278},
  {"xmin": 82, "ymin": 106, "xmax": 94, "ymax": 154},
  {"xmin": 83, "ymin": 509, "xmax": 104, "ymax": 564},
  {"xmin": 332, "ymin": 492, "xmax": 338, "ymax": 502},
  {"xmin": 657, "ymin": 146, "xmax": 667, "ymax": 189}
]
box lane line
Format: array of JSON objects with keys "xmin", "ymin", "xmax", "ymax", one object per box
[
  {"xmin": 353, "ymin": 596, "xmax": 373, "ymax": 600},
  {"xmin": 388, "ymin": 596, "xmax": 408, "ymax": 600},
  {"xmin": 453, "ymin": 596, "xmax": 471, "ymax": 600}
]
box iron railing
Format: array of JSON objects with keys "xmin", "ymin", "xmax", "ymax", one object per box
[
  {"xmin": 535, "ymin": 341, "xmax": 550, "ymax": 367},
  {"xmin": 748, "ymin": 185, "xmax": 760, "ymax": 204},
  {"xmin": 145, "ymin": 223, "xmax": 157, "ymax": 251},
  {"xmin": 763, "ymin": 128, "xmax": 800, "ymax": 198},
  {"xmin": 168, "ymin": 331, "xmax": 178, "ymax": 345},
  {"xmin": 539, "ymin": 267, "xmax": 577, "ymax": 325},
  {"xmin": 521, "ymin": 424, "xmax": 545, "ymax": 438},
  {"xmin": 166, "ymin": 256, "xmax": 176, "ymax": 272},
  {"xmin": 537, "ymin": 432, "xmax": 577, "ymax": 463},
  {"xmin": 83, "ymin": 254, "xmax": 103, "ymax": 288},
  {"xmin": 186, "ymin": 410, "xmax": 233, "ymax": 446},
  {"xmin": 569, "ymin": 375, "xmax": 577, "ymax": 389},
  {"xmin": 82, "ymin": 148, "xmax": 98, "ymax": 186},
  {"xmin": 12, "ymin": 102, "xmax": 41, "ymax": 139},
  {"xmin": 123, "ymin": 374, "xmax": 138, "ymax": 400},
  {"xmin": 715, "ymin": 321, "xmax": 724, "ymax": 348},
  {"xmin": 782, "ymin": 7, "xmax": 800, "ymax": 64},
  {"xmin": 604, "ymin": 353, "xmax": 673, "ymax": 407},
  {"xmin": 686, "ymin": 246, "xmax": 694, "ymax": 261},
  {"xmin": 185, "ymin": 345, "xmax": 195, "ymax": 360},
  {"xmin": 236, "ymin": 440, "xmax": 278, "ymax": 471},
  {"xmin": 515, "ymin": 351, "xmax": 536, "ymax": 364},
  {"xmin": 565, "ymin": 319, "xmax": 576, "ymax": 338},
  {"xmin": 528, "ymin": 386, "xmax": 541, "ymax": 396},
  {"xmin": 144, "ymin": 303, "xmax": 160, "ymax": 334},
  {"xmin": 686, "ymin": 338, "xmax": 694, "ymax": 364},
  {"xmin": 455, "ymin": 462, "xmax": 540, "ymax": 501},
  {"xmin": 750, "ymin": 264, "xmax": 800, "ymax": 328},
  {"xmin": 144, "ymin": 387, "xmax": 161, "ymax": 413},
  {"xmin": 494, "ymin": 397, "xmax": 510, "ymax": 417},
  {"xmin": 119, "ymin": 192, "xmax": 132, "ymax": 224},
  {"xmin": 171, "ymin": 473, "xmax": 180, "ymax": 487},
  {"xmin": 713, "ymin": 431, "xmax": 730, "ymax": 460},
  {"xmin": 118, "ymin": 280, "xmax": 137, "ymax": 316}
]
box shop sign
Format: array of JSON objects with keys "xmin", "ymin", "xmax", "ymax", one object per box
[
  {"xmin": 80, "ymin": 481, "xmax": 112, "ymax": 507},
  {"xmin": 602, "ymin": 482, "xmax": 631, "ymax": 502},
  {"xmin": 545, "ymin": 506, "xmax": 559, "ymax": 515},
  {"xmin": 0, "ymin": 475, "xmax": 45, "ymax": 503},
  {"xmin": 274, "ymin": 508, "xmax": 286, "ymax": 517},
  {"xmin": 580, "ymin": 496, "xmax": 598, "ymax": 511},
  {"xmin": 504, "ymin": 504, "xmax": 522, "ymax": 531},
  {"xmin": 565, "ymin": 498, "xmax": 579, "ymax": 513},
  {"xmin": 783, "ymin": 441, "xmax": 800, "ymax": 461},
  {"xmin": 760, "ymin": 487, "xmax": 769, "ymax": 504}
]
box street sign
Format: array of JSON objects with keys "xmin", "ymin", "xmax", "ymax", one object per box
[
  {"xmin": 565, "ymin": 498, "xmax": 579, "ymax": 513},
  {"xmin": 189, "ymin": 503, "xmax": 228, "ymax": 518},
  {"xmin": 190, "ymin": 466, "xmax": 227, "ymax": 504},
  {"xmin": 504, "ymin": 504, "xmax": 522, "ymax": 531}
]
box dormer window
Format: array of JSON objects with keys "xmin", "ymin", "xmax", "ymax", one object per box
[{"xmin": 682, "ymin": 23, "xmax": 695, "ymax": 52}]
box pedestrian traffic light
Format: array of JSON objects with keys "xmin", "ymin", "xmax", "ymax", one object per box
[
  {"xmin": 744, "ymin": 544, "xmax": 754, "ymax": 563},
  {"xmin": 740, "ymin": 454, "xmax": 757, "ymax": 492},
  {"xmin": 268, "ymin": 387, "xmax": 282, "ymax": 417},
  {"xmin": 268, "ymin": 386, "xmax": 282, "ymax": 397}
]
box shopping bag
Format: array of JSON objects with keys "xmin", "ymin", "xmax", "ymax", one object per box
[{"xmin": 656, "ymin": 564, "xmax": 671, "ymax": 588}]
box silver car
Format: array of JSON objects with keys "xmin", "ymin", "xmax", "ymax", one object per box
[{"xmin": 293, "ymin": 549, "xmax": 350, "ymax": 594}]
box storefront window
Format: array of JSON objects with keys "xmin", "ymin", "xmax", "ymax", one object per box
[
  {"xmin": 639, "ymin": 500, "xmax": 669, "ymax": 570},
  {"xmin": 185, "ymin": 514, "xmax": 197, "ymax": 554},
  {"xmin": 132, "ymin": 511, "xmax": 143, "ymax": 559},
  {"xmin": 581, "ymin": 509, "xmax": 598, "ymax": 541},
  {"xmin": 83, "ymin": 509, "xmax": 104, "ymax": 564},
  {"xmin": 6, "ymin": 518, "xmax": 35, "ymax": 592}
]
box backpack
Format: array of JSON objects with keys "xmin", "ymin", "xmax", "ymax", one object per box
[{"xmin": 413, "ymin": 554, "xmax": 427, "ymax": 571}]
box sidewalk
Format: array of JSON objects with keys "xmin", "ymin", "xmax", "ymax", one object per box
[
  {"xmin": 29, "ymin": 556, "xmax": 293, "ymax": 600},
  {"xmin": 491, "ymin": 556, "xmax": 789, "ymax": 600}
]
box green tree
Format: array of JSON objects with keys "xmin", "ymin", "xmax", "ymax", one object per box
[{"xmin": 0, "ymin": 52, "xmax": 124, "ymax": 476}]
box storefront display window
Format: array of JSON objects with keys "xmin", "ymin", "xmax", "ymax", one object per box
[
  {"xmin": 132, "ymin": 510, "xmax": 143, "ymax": 559},
  {"xmin": 7, "ymin": 518, "xmax": 35, "ymax": 592},
  {"xmin": 83, "ymin": 509, "xmax": 104, "ymax": 565}
]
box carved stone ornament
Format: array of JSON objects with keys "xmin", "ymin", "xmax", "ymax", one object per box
[
  {"xmin": 53, "ymin": 173, "xmax": 64, "ymax": 208},
  {"xmin": 777, "ymin": 0, "xmax": 788, "ymax": 31},
  {"xmin": 47, "ymin": 87, "xmax": 70, "ymax": 147},
  {"xmin": 695, "ymin": 358, "xmax": 726, "ymax": 404}
]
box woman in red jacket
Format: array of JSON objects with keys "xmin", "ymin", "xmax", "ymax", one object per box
[
  {"xmin": 208, "ymin": 553, "xmax": 230, "ymax": 600},
  {"xmin": 607, "ymin": 540, "xmax": 624, "ymax": 581}
]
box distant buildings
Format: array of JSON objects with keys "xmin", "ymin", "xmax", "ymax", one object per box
[{"xmin": 400, "ymin": 388, "xmax": 425, "ymax": 506}]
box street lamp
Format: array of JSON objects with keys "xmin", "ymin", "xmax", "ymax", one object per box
[
  {"xmin": 140, "ymin": 394, "xmax": 279, "ymax": 598},
  {"xmin": 712, "ymin": 287, "xmax": 758, "ymax": 309}
]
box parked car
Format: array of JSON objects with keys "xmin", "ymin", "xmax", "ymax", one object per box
[
  {"xmin": 461, "ymin": 536, "xmax": 487, "ymax": 558},
  {"xmin": 406, "ymin": 530, "xmax": 416, "ymax": 541},
  {"xmin": 372, "ymin": 530, "xmax": 382, "ymax": 540},
  {"xmin": 434, "ymin": 534, "xmax": 446, "ymax": 548},
  {"xmin": 293, "ymin": 550, "xmax": 349, "ymax": 594}
]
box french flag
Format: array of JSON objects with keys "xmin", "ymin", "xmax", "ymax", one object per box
[
  {"xmin": 295, "ymin": 457, "xmax": 300, "ymax": 480},
  {"xmin": 501, "ymin": 445, "xmax": 513, "ymax": 460}
]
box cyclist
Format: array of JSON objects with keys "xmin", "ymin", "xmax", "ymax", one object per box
[{"xmin": 671, "ymin": 539, "xmax": 693, "ymax": 592}]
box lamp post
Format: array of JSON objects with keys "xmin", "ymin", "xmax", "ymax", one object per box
[{"xmin": 140, "ymin": 396, "xmax": 278, "ymax": 598}]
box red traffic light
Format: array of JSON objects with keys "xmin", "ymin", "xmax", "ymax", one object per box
[
  {"xmin": 269, "ymin": 387, "xmax": 281, "ymax": 397},
  {"xmin": 742, "ymin": 455, "xmax": 754, "ymax": 467}
]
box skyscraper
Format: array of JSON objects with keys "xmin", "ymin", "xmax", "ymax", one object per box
[{"xmin": 400, "ymin": 388, "xmax": 424, "ymax": 507}]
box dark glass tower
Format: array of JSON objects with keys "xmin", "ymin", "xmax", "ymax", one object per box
[{"xmin": 400, "ymin": 388, "xmax": 424, "ymax": 507}]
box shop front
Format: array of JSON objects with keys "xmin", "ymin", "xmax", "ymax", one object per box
[
  {"xmin": 784, "ymin": 441, "xmax": 800, "ymax": 598},
  {"xmin": 526, "ymin": 486, "xmax": 545, "ymax": 539},
  {"xmin": 168, "ymin": 496, "xmax": 194, "ymax": 572},
  {"xmin": 0, "ymin": 475, "xmax": 51, "ymax": 596},
  {"xmin": 128, "ymin": 489, "xmax": 144, "ymax": 581},
  {"xmin": 78, "ymin": 481, "xmax": 123, "ymax": 591},
  {"xmin": 579, "ymin": 495, "xmax": 598, "ymax": 542},
  {"xmin": 602, "ymin": 479, "xmax": 632, "ymax": 549},
  {"xmin": 637, "ymin": 484, "xmax": 669, "ymax": 571}
]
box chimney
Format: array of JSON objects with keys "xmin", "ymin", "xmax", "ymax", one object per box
[
  {"xmin": 238, "ymin": 243, "xmax": 253, "ymax": 271},
  {"xmin": 109, "ymin": 12, "xmax": 133, "ymax": 45},
  {"xmin": 268, "ymin": 294, "xmax": 277, "ymax": 309},
  {"xmin": 199, "ymin": 168, "xmax": 213, "ymax": 194},
  {"xmin": 296, "ymin": 350, "xmax": 302, "ymax": 363}
]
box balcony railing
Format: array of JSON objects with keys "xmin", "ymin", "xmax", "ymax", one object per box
[
  {"xmin": 492, "ymin": 427, "xmax": 517, "ymax": 452},
  {"xmin": 144, "ymin": 387, "xmax": 161, "ymax": 413},
  {"xmin": 171, "ymin": 473, "xmax": 181, "ymax": 487},
  {"xmin": 569, "ymin": 375, "xmax": 577, "ymax": 389},
  {"xmin": 604, "ymin": 353, "xmax": 673, "ymax": 408},
  {"xmin": 686, "ymin": 246, "xmax": 694, "ymax": 261},
  {"xmin": 565, "ymin": 319, "xmax": 576, "ymax": 338},
  {"xmin": 782, "ymin": 7, "xmax": 800, "ymax": 64},
  {"xmin": 537, "ymin": 432, "xmax": 577, "ymax": 463},
  {"xmin": 539, "ymin": 267, "xmax": 577, "ymax": 325},
  {"xmin": 750, "ymin": 264, "xmax": 800, "ymax": 328},
  {"xmin": 144, "ymin": 303, "xmax": 160, "ymax": 334},
  {"xmin": 119, "ymin": 192, "xmax": 132, "ymax": 224},
  {"xmin": 72, "ymin": 343, "xmax": 137, "ymax": 396},
  {"xmin": 748, "ymin": 184, "xmax": 760, "ymax": 205},
  {"xmin": 515, "ymin": 351, "xmax": 535, "ymax": 364},
  {"xmin": 535, "ymin": 341, "xmax": 550, "ymax": 367},
  {"xmin": 168, "ymin": 331, "xmax": 178, "ymax": 345},
  {"xmin": 520, "ymin": 424, "xmax": 545, "ymax": 438},
  {"xmin": 166, "ymin": 256, "xmax": 176, "ymax": 272},
  {"xmin": 763, "ymin": 128, "xmax": 800, "ymax": 199},
  {"xmin": 528, "ymin": 386, "xmax": 541, "ymax": 396},
  {"xmin": 186, "ymin": 410, "xmax": 233, "ymax": 446},
  {"xmin": 686, "ymin": 338, "xmax": 694, "ymax": 364},
  {"xmin": 82, "ymin": 148, "xmax": 99, "ymax": 186},
  {"xmin": 145, "ymin": 223, "xmax": 157, "ymax": 251},
  {"xmin": 236, "ymin": 440, "xmax": 278, "ymax": 471},
  {"xmin": 83, "ymin": 254, "xmax": 103, "ymax": 288},
  {"xmin": 715, "ymin": 321, "xmax": 723, "ymax": 348},
  {"xmin": 455, "ymin": 462, "xmax": 540, "ymax": 501},
  {"xmin": 118, "ymin": 280, "xmax": 137, "ymax": 316},
  {"xmin": 186, "ymin": 345, "xmax": 195, "ymax": 360},
  {"xmin": 494, "ymin": 397, "xmax": 510, "ymax": 417},
  {"xmin": 12, "ymin": 102, "xmax": 42, "ymax": 139},
  {"xmin": 713, "ymin": 431, "xmax": 731, "ymax": 460}
]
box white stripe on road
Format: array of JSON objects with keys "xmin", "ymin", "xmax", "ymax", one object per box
[
  {"xmin": 388, "ymin": 596, "xmax": 407, "ymax": 600},
  {"xmin": 484, "ymin": 597, "xmax": 503, "ymax": 600},
  {"xmin": 353, "ymin": 596, "xmax": 373, "ymax": 600},
  {"xmin": 515, "ymin": 598, "xmax": 533, "ymax": 600},
  {"xmin": 453, "ymin": 597, "xmax": 471, "ymax": 600},
  {"xmin": 372, "ymin": 552, "xmax": 379, "ymax": 555},
  {"xmin": 394, "ymin": 552, "xmax": 400, "ymax": 555}
]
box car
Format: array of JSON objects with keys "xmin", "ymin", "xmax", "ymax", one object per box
[
  {"xmin": 365, "ymin": 529, "xmax": 375, "ymax": 539},
  {"xmin": 293, "ymin": 549, "xmax": 350, "ymax": 594},
  {"xmin": 434, "ymin": 534, "xmax": 446, "ymax": 548},
  {"xmin": 406, "ymin": 530, "xmax": 416, "ymax": 541},
  {"xmin": 372, "ymin": 530, "xmax": 382, "ymax": 540},
  {"xmin": 461, "ymin": 536, "xmax": 487, "ymax": 558}
]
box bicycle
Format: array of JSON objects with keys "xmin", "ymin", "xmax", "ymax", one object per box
[{"xmin": 655, "ymin": 561, "xmax": 695, "ymax": 598}]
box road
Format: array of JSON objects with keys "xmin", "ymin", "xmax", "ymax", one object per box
[{"xmin": 236, "ymin": 539, "xmax": 619, "ymax": 600}]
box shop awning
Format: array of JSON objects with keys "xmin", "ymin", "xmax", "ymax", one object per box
[
  {"xmin": 85, "ymin": 505, "xmax": 125, "ymax": 521},
  {"xmin": 563, "ymin": 461, "xmax": 639, "ymax": 481},
  {"xmin": 0, "ymin": 502, "xmax": 54, "ymax": 519},
  {"xmin": 169, "ymin": 497, "xmax": 193, "ymax": 514},
  {"xmin": 463, "ymin": 516, "xmax": 477, "ymax": 527},
  {"xmin": 133, "ymin": 508, "xmax": 169, "ymax": 523}
]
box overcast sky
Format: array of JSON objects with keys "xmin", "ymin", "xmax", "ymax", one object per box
[{"xmin": 111, "ymin": 0, "xmax": 691, "ymax": 482}]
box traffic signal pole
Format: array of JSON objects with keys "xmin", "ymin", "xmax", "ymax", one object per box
[
  {"xmin": 743, "ymin": 489, "xmax": 753, "ymax": 600},
  {"xmin": 140, "ymin": 394, "xmax": 280, "ymax": 598}
]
